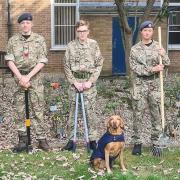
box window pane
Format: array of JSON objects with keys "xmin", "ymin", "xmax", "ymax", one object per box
[
  {"xmin": 55, "ymin": 0, "xmax": 76, "ymax": 3},
  {"xmin": 169, "ymin": 12, "xmax": 180, "ymax": 25},
  {"xmin": 169, "ymin": 25, "xmax": 180, "ymax": 31},
  {"xmin": 170, "ymin": 0, "xmax": 180, "ymax": 2},
  {"xmin": 169, "ymin": 32, "xmax": 180, "ymax": 44},
  {"xmin": 54, "ymin": 3, "xmax": 77, "ymax": 46},
  {"xmin": 55, "ymin": 26, "xmax": 75, "ymax": 45},
  {"xmin": 54, "ymin": 6, "xmax": 76, "ymax": 25}
]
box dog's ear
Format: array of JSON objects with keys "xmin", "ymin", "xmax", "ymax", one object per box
[
  {"xmin": 107, "ymin": 117, "xmax": 113, "ymax": 130},
  {"xmin": 119, "ymin": 117, "xmax": 125, "ymax": 129}
]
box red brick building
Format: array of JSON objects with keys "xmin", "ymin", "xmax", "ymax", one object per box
[{"xmin": 0, "ymin": 0, "xmax": 180, "ymax": 75}]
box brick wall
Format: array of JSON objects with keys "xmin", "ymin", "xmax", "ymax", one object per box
[
  {"xmin": 0, "ymin": 0, "xmax": 8, "ymax": 51},
  {"xmin": 169, "ymin": 51, "xmax": 180, "ymax": 73},
  {"xmin": 0, "ymin": 0, "xmax": 179, "ymax": 75},
  {"xmin": 81, "ymin": 15, "xmax": 112, "ymax": 75}
]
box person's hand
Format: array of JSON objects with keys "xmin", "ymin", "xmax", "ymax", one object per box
[
  {"xmin": 23, "ymin": 82, "xmax": 31, "ymax": 89},
  {"xmin": 151, "ymin": 64, "xmax": 164, "ymax": 72},
  {"xmin": 74, "ymin": 82, "xmax": 83, "ymax": 92},
  {"xmin": 19, "ymin": 81, "xmax": 31, "ymax": 89},
  {"xmin": 19, "ymin": 75, "xmax": 31, "ymax": 88},
  {"xmin": 158, "ymin": 47, "xmax": 166, "ymax": 57},
  {"xmin": 19, "ymin": 75, "xmax": 30, "ymax": 87},
  {"xmin": 82, "ymin": 81, "xmax": 92, "ymax": 90}
]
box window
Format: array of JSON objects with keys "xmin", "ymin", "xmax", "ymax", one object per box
[
  {"xmin": 51, "ymin": 0, "xmax": 79, "ymax": 50},
  {"xmin": 168, "ymin": 11, "xmax": 180, "ymax": 49},
  {"xmin": 169, "ymin": 0, "xmax": 180, "ymax": 6},
  {"xmin": 170, "ymin": 0, "xmax": 180, "ymax": 2}
]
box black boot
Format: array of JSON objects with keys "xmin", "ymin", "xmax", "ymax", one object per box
[
  {"xmin": 12, "ymin": 134, "xmax": 28, "ymax": 153},
  {"xmin": 61, "ymin": 140, "xmax": 74, "ymax": 151},
  {"xmin": 38, "ymin": 139, "xmax": 50, "ymax": 151},
  {"xmin": 90, "ymin": 141, "xmax": 97, "ymax": 151},
  {"xmin": 132, "ymin": 144, "xmax": 142, "ymax": 155}
]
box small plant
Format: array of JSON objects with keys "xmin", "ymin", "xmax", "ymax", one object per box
[
  {"xmin": 165, "ymin": 76, "xmax": 180, "ymax": 108},
  {"xmin": 103, "ymin": 100, "xmax": 120, "ymax": 114}
]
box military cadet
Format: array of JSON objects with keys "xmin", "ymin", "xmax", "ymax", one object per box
[
  {"xmin": 129, "ymin": 21, "xmax": 170, "ymax": 155},
  {"xmin": 5, "ymin": 13, "xmax": 50, "ymax": 152},
  {"xmin": 62, "ymin": 20, "xmax": 104, "ymax": 151}
]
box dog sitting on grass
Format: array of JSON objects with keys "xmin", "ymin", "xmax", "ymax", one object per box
[{"xmin": 90, "ymin": 115, "xmax": 126, "ymax": 174}]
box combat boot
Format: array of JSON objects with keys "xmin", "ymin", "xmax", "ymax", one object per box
[
  {"xmin": 90, "ymin": 141, "xmax": 97, "ymax": 151},
  {"xmin": 13, "ymin": 134, "xmax": 28, "ymax": 153},
  {"xmin": 132, "ymin": 144, "xmax": 142, "ymax": 155},
  {"xmin": 61, "ymin": 140, "xmax": 74, "ymax": 151},
  {"xmin": 37, "ymin": 139, "xmax": 50, "ymax": 151}
]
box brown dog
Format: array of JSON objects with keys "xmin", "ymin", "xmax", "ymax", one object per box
[{"xmin": 90, "ymin": 115, "xmax": 126, "ymax": 174}]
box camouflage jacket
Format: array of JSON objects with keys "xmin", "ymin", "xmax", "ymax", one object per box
[
  {"xmin": 129, "ymin": 40, "xmax": 170, "ymax": 77},
  {"xmin": 64, "ymin": 38, "xmax": 104, "ymax": 84},
  {"xmin": 5, "ymin": 32, "xmax": 48, "ymax": 72}
]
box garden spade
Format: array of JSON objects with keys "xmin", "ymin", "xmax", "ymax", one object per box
[{"xmin": 25, "ymin": 89, "xmax": 33, "ymax": 152}]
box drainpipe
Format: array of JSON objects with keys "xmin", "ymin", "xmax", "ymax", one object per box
[{"xmin": 7, "ymin": 0, "xmax": 12, "ymax": 38}]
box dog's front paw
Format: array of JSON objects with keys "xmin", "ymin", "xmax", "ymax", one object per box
[
  {"xmin": 107, "ymin": 169, "xmax": 112, "ymax": 174},
  {"xmin": 122, "ymin": 167, "xmax": 127, "ymax": 172}
]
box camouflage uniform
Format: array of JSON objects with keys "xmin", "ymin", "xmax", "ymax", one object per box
[
  {"xmin": 129, "ymin": 40, "xmax": 170, "ymax": 144},
  {"xmin": 5, "ymin": 32, "xmax": 48, "ymax": 140},
  {"xmin": 64, "ymin": 38, "xmax": 103, "ymax": 141}
]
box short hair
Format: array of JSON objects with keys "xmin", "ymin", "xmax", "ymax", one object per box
[{"xmin": 75, "ymin": 20, "xmax": 90, "ymax": 30}]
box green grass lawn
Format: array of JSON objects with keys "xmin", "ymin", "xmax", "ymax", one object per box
[{"xmin": 0, "ymin": 147, "xmax": 179, "ymax": 180}]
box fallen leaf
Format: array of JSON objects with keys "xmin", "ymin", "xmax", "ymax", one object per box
[
  {"xmin": 77, "ymin": 175, "xmax": 85, "ymax": 180},
  {"xmin": 177, "ymin": 169, "xmax": 180, "ymax": 174},
  {"xmin": 69, "ymin": 167, "xmax": 75, "ymax": 172},
  {"xmin": 88, "ymin": 168, "xmax": 96, "ymax": 175},
  {"xmin": 158, "ymin": 160, "xmax": 164, "ymax": 164},
  {"xmin": 163, "ymin": 168, "xmax": 173, "ymax": 175},
  {"xmin": 97, "ymin": 170, "xmax": 105, "ymax": 176},
  {"xmin": 56, "ymin": 156, "xmax": 67, "ymax": 162},
  {"xmin": 72, "ymin": 153, "xmax": 80, "ymax": 160},
  {"xmin": 132, "ymin": 171, "xmax": 139, "ymax": 176},
  {"xmin": 62, "ymin": 162, "xmax": 70, "ymax": 167},
  {"xmin": 91, "ymin": 175, "xmax": 97, "ymax": 179},
  {"xmin": 132, "ymin": 166, "xmax": 140, "ymax": 171},
  {"xmin": 38, "ymin": 163, "xmax": 44, "ymax": 167}
]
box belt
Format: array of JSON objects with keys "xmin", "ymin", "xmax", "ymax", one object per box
[
  {"xmin": 73, "ymin": 71, "xmax": 91, "ymax": 79},
  {"xmin": 137, "ymin": 73, "xmax": 159, "ymax": 80},
  {"xmin": 19, "ymin": 70, "xmax": 30, "ymax": 75}
]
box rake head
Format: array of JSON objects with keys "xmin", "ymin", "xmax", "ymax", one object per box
[
  {"xmin": 151, "ymin": 133, "xmax": 170, "ymax": 157},
  {"xmin": 151, "ymin": 145, "xmax": 167, "ymax": 157}
]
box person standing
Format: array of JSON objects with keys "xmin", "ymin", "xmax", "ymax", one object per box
[
  {"xmin": 129, "ymin": 21, "xmax": 170, "ymax": 155},
  {"xmin": 62, "ymin": 20, "xmax": 104, "ymax": 151},
  {"xmin": 5, "ymin": 13, "xmax": 50, "ymax": 152}
]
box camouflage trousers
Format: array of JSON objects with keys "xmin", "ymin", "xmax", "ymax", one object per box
[
  {"xmin": 14, "ymin": 73, "xmax": 46, "ymax": 140},
  {"xmin": 131, "ymin": 78, "xmax": 162, "ymax": 144},
  {"xmin": 67, "ymin": 85, "xmax": 98, "ymax": 141}
]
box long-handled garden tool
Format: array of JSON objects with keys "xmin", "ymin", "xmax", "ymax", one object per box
[
  {"xmin": 152, "ymin": 27, "xmax": 169, "ymax": 157},
  {"xmin": 72, "ymin": 92, "xmax": 90, "ymax": 153},
  {"xmin": 25, "ymin": 89, "xmax": 33, "ymax": 152}
]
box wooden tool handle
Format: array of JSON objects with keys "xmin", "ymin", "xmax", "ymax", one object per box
[{"xmin": 158, "ymin": 26, "xmax": 165, "ymax": 130}]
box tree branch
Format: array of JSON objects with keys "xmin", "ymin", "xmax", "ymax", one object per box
[
  {"xmin": 114, "ymin": 0, "xmax": 131, "ymax": 34},
  {"xmin": 140, "ymin": 0, "xmax": 156, "ymax": 24},
  {"xmin": 153, "ymin": 0, "xmax": 169, "ymax": 26}
]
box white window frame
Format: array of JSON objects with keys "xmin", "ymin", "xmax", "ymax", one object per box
[
  {"xmin": 168, "ymin": 11, "xmax": 180, "ymax": 50},
  {"xmin": 169, "ymin": 1, "xmax": 180, "ymax": 7},
  {"xmin": 51, "ymin": 0, "xmax": 79, "ymax": 51}
]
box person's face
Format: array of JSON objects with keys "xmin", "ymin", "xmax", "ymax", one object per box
[
  {"xmin": 19, "ymin": 20, "xmax": 33, "ymax": 34},
  {"xmin": 76, "ymin": 25, "xmax": 89, "ymax": 42},
  {"xmin": 140, "ymin": 28, "xmax": 154, "ymax": 41}
]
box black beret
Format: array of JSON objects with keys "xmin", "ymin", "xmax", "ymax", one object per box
[
  {"xmin": 18, "ymin": 13, "xmax": 33, "ymax": 23},
  {"xmin": 139, "ymin": 21, "xmax": 154, "ymax": 31}
]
